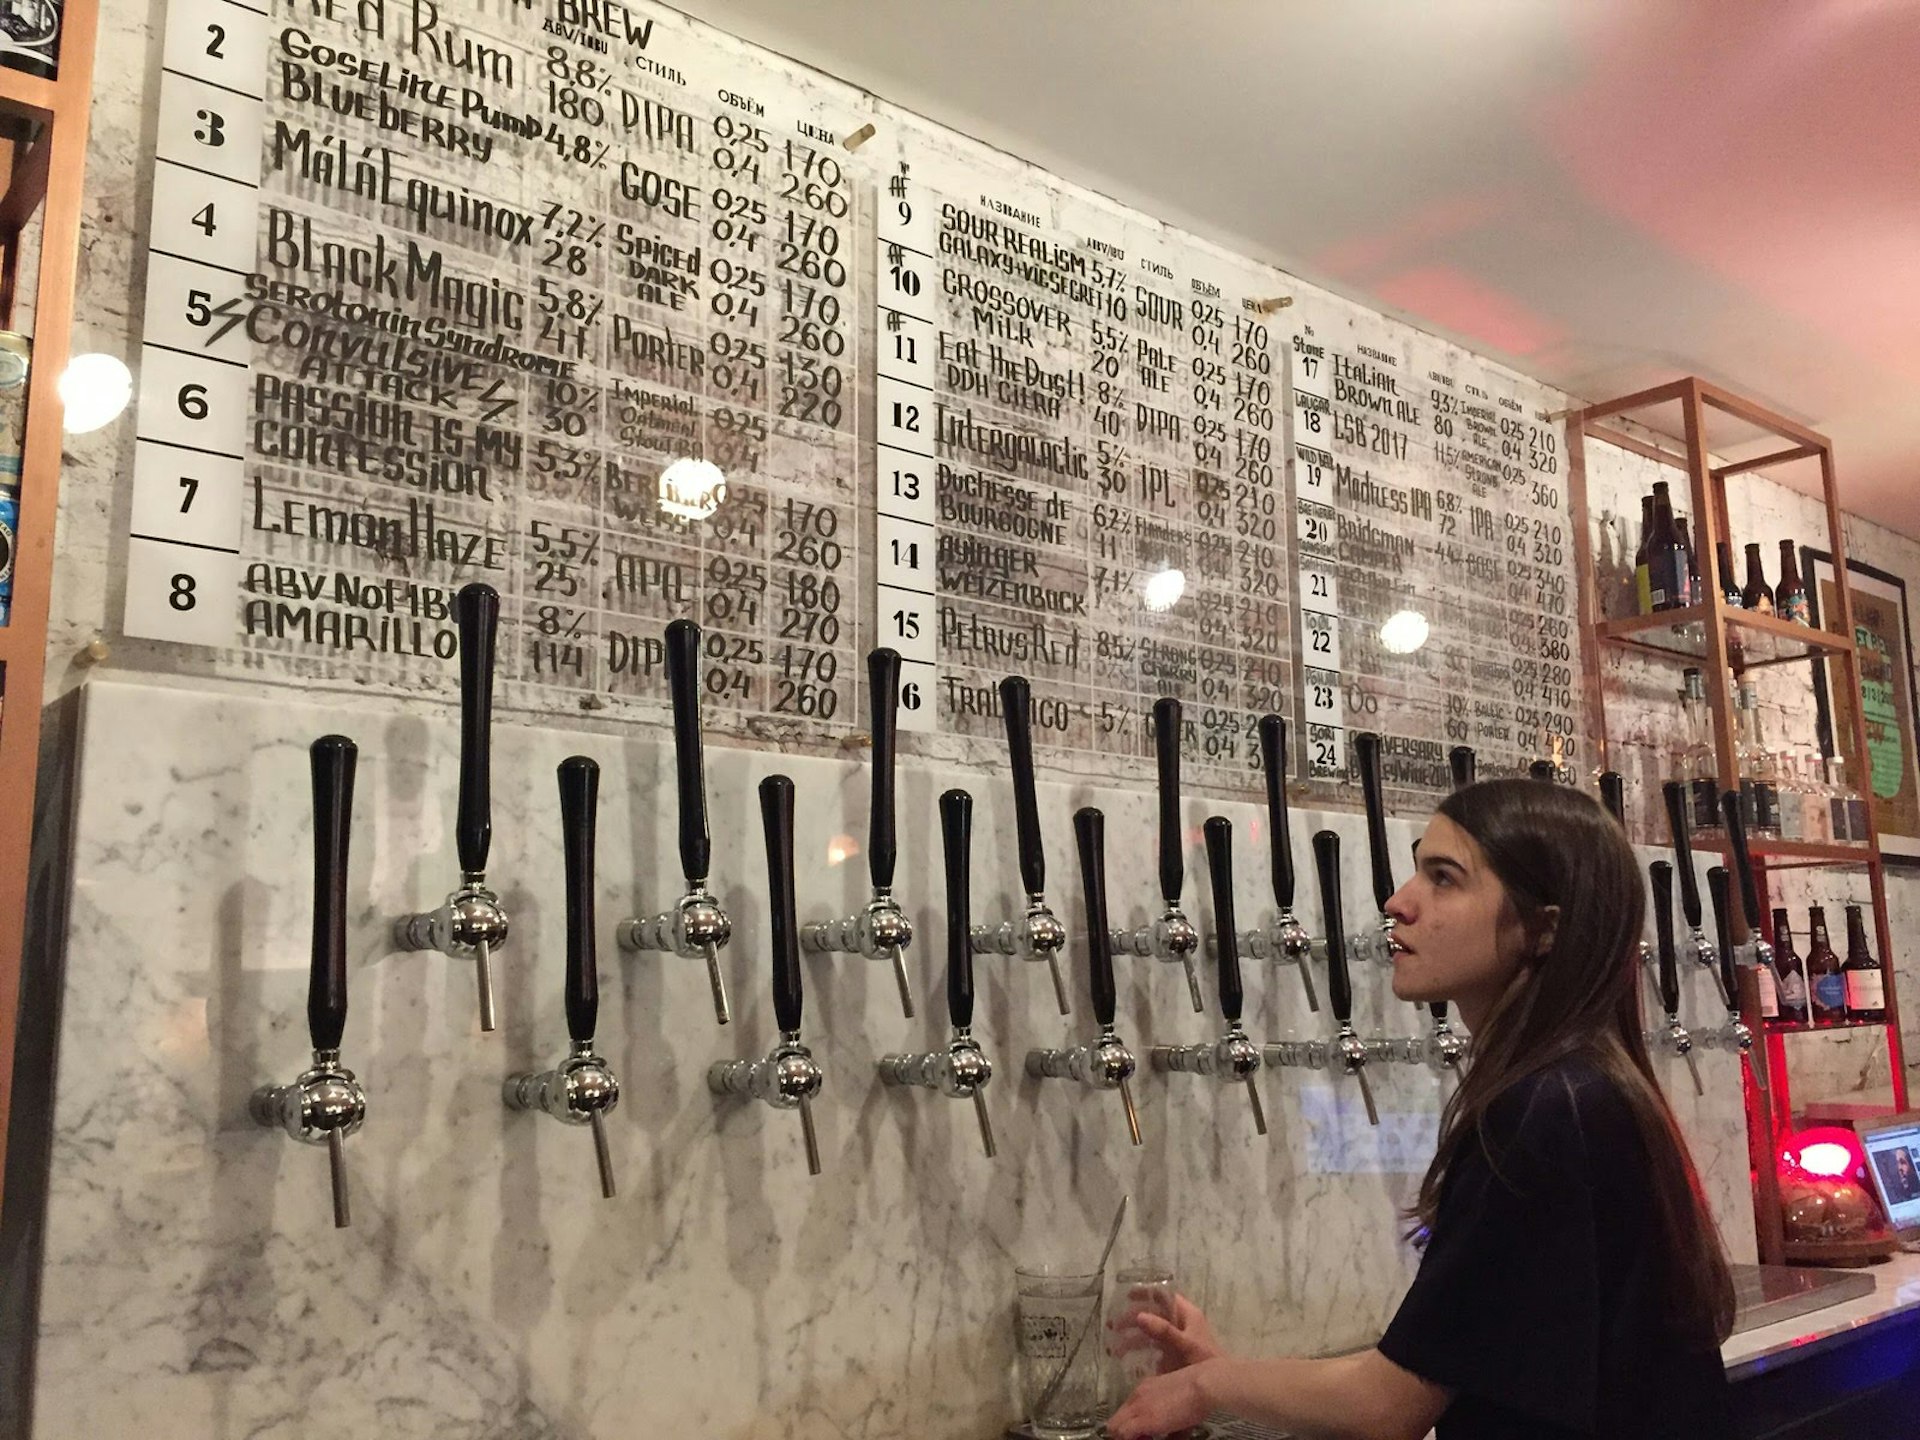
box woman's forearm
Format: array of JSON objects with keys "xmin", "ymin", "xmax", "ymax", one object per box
[{"xmin": 1199, "ymin": 1350, "xmax": 1445, "ymax": 1440}]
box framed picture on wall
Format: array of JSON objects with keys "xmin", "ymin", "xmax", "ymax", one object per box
[{"xmin": 1804, "ymin": 548, "xmax": 1920, "ymax": 863}]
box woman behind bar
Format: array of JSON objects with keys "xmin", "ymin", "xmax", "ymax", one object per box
[{"xmin": 1108, "ymin": 779, "xmax": 1736, "ymax": 1440}]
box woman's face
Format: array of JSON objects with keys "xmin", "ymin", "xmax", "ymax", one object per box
[
  {"xmin": 1384, "ymin": 813, "xmax": 1545, "ymax": 1024},
  {"xmin": 1899, "ymin": 1150, "xmax": 1917, "ymax": 1183}
]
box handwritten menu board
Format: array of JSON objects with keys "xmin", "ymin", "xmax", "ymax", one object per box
[{"xmin": 125, "ymin": 0, "xmax": 1579, "ymax": 798}]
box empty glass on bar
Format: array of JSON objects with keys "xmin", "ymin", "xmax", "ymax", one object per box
[
  {"xmin": 1014, "ymin": 1265, "xmax": 1106, "ymax": 1439},
  {"xmin": 1105, "ymin": 1263, "xmax": 1177, "ymax": 1403}
]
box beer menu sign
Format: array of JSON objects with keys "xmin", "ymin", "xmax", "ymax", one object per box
[{"xmin": 127, "ymin": 0, "xmax": 1580, "ymax": 797}]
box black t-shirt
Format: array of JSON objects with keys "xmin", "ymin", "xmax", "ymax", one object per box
[{"xmin": 1378, "ymin": 1058, "xmax": 1735, "ymax": 1439}]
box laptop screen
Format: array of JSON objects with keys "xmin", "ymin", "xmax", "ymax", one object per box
[{"xmin": 1862, "ymin": 1121, "xmax": 1920, "ymax": 1233}]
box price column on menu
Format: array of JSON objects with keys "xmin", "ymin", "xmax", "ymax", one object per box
[
  {"xmin": 1222, "ymin": 305, "xmax": 1286, "ymax": 776},
  {"xmin": 872, "ymin": 161, "xmax": 938, "ymax": 731},
  {"xmin": 1289, "ymin": 335, "xmax": 1343, "ymax": 777},
  {"xmin": 123, "ymin": 0, "xmax": 268, "ymax": 645}
]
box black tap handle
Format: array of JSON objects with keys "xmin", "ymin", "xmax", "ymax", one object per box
[
  {"xmin": 1354, "ymin": 732, "xmax": 1394, "ymax": 914},
  {"xmin": 559, "ymin": 756, "xmax": 600, "ymax": 1044},
  {"xmin": 453, "ymin": 582, "xmax": 498, "ymax": 875},
  {"xmin": 1599, "ymin": 771, "xmax": 1627, "ymax": 828},
  {"xmin": 1430, "ymin": 1001, "xmax": 1449, "ymax": 1023},
  {"xmin": 1075, "ymin": 807, "xmax": 1117, "ymax": 1027},
  {"xmin": 1314, "ymin": 830, "xmax": 1352, "ymax": 1024},
  {"xmin": 761, "ymin": 775, "xmax": 802, "ymax": 1034},
  {"xmin": 942, "ymin": 788, "xmax": 974, "ymax": 1030},
  {"xmin": 1258, "ymin": 714, "xmax": 1295, "ymax": 909},
  {"xmin": 1719, "ymin": 789, "xmax": 1763, "ymax": 931},
  {"xmin": 664, "ymin": 618, "xmax": 711, "ymax": 883},
  {"xmin": 1708, "ymin": 867, "xmax": 1738, "ymax": 1005},
  {"xmin": 308, "ymin": 735, "xmax": 357, "ymax": 1054},
  {"xmin": 1449, "ymin": 746, "xmax": 1476, "ymax": 790},
  {"xmin": 1662, "ymin": 781, "xmax": 1704, "ymax": 930},
  {"xmin": 999, "ymin": 675, "xmax": 1045, "ymax": 895},
  {"xmin": 1529, "ymin": 759, "xmax": 1558, "ymax": 783},
  {"xmin": 1153, "ymin": 697, "xmax": 1184, "ymax": 902},
  {"xmin": 1650, "ymin": 861, "xmax": 1680, "ymax": 1015},
  {"xmin": 867, "ymin": 648, "xmax": 901, "ymax": 891},
  {"xmin": 1204, "ymin": 817, "xmax": 1243, "ymax": 1024}
]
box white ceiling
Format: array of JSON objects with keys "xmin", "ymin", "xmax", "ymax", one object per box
[{"xmin": 673, "ymin": 0, "xmax": 1920, "ymax": 537}]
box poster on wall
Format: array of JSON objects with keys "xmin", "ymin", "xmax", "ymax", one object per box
[{"xmin": 1806, "ymin": 548, "xmax": 1920, "ymax": 862}]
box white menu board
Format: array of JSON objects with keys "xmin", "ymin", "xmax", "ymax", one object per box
[{"xmin": 125, "ymin": 0, "xmax": 1581, "ymax": 798}]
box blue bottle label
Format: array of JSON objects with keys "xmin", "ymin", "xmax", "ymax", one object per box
[{"xmin": 1813, "ymin": 973, "xmax": 1847, "ymax": 1012}]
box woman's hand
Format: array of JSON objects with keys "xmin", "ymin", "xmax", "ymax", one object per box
[
  {"xmin": 1105, "ymin": 1358, "xmax": 1218, "ymax": 1439},
  {"xmin": 1126, "ymin": 1293, "xmax": 1226, "ymax": 1372}
]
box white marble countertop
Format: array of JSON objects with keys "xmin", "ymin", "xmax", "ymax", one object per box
[{"xmin": 1722, "ymin": 1250, "xmax": 1920, "ymax": 1377}]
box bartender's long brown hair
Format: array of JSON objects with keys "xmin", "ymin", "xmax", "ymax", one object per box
[{"xmin": 1410, "ymin": 778, "xmax": 1737, "ymax": 1347}]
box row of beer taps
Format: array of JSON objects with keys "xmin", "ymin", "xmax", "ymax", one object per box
[{"xmin": 250, "ymin": 584, "xmax": 1760, "ymax": 1228}]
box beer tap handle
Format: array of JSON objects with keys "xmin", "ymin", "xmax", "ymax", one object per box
[
  {"xmin": 942, "ymin": 788, "xmax": 974, "ymax": 1031},
  {"xmin": 1316, "ymin": 830, "xmax": 1352, "ymax": 1027},
  {"xmin": 1599, "ymin": 771, "xmax": 1627, "ymax": 829},
  {"xmin": 309, "ymin": 735, "xmax": 357, "ymax": 1053},
  {"xmin": 1708, "ymin": 866, "xmax": 1737, "ymax": 1011},
  {"xmin": 1650, "ymin": 861, "xmax": 1680, "ymax": 1017},
  {"xmin": 1000, "ymin": 675, "xmax": 1045, "ymax": 897},
  {"xmin": 1153, "ymin": 697, "xmax": 1184, "ymax": 903},
  {"xmin": 1529, "ymin": 759, "xmax": 1558, "ymax": 782},
  {"xmin": 1354, "ymin": 732, "xmax": 1394, "ymax": 913},
  {"xmin": 1076, "ymin": 807, "xmax": 1116, "ymax": 1028},
  {"xmin": 559, "ymin": 757, "xmax": 600, "ymax": 1045},
  {"xmin": 1719, "ymin": 789, "xmax": 1763, "ymax": 939},
  {"xmin": 1449, "ymin": 745, "xmax": 1476, "ymax": 790},
  {"xmin": 762, "ymin": 775, "xmax": 802, "ymax": 1035},
  {"xmin": 665, "ymin": 618, "xmax": 711, "ymax": 883},
  {"xmin": 867, "ymin": 648, "xmax": 901, "ymax": 892},
  {"xmin": 1316, "ymin": 828, "xmax": 1378, "ymax": 1124},
  {"xmin": 1663, "ymin": 781, "xmax": 1704, "ymax": 931},
  {"xmin": 1258, "ymin": 714, "xmax": 1295, "ymax": 910},
  {"xmin": 1204, "ymin": 817, "xmax": 1242, "ymax": 1024},
  {"xmin": 453, "ymin": 582, "xmax": 498, "ymax": 876}
]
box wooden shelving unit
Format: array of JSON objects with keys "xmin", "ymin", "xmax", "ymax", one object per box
[
  {"xmin": 0, "ymin": 5, "xmax": 101, "ymax": 1214},
  {"xmin": 1568, "ymin": 376, "xmax": 1909, "ymax": 1266}
]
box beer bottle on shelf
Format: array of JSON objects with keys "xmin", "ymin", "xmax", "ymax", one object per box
[
  {"xmin": 1776, "ymin": 541, "xmax": 1810, "ymax": 626},
  {"xmin": 1634, "ymin": 494, "xmax": 1655, "ymax": 616},
  {"xmin": 1826, "ymin": 756, "xmax": 1869, "ymax": 844},
  {"xmin": 1842, "ymin": 904, "xmax": 1885, "ymax": 1023},
  {"xmin": 1647, "ymin": 483, "xmax": 1687, "ymax": 613},
  {"xmin": 1771, "ymin": 907, "xmax": 1808, "ymax": 1025},
  {"xmin": 1675, "ymin": 517, "xmax": 1700, "ymax": 609},
  {"xmin": 1679, "ymin": 668, "xmax": 1720, "ymax": 831},
  {"xmin": 1735, "ymin": 681, "xmax": 1779, "ymax": 838},
  {"xmin": 1715, "ymin": 539, "xmax": 1746, "ymax": 667},
  {"xmin": 1804, "ymin": 905, "xmax": 1846, "ymax": 1024},
  {"xmin": 1741, "ymin": 543, "xmax": 1775, "ymax": 615},
  {"xmin": 1716, "ymin": 540, "xmax": 1743, "ymax": 608}
]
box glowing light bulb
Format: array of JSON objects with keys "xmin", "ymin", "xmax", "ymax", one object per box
[
  {"xmin": 658, "ymin": 457, "xmax": 727, "ymax": 520},
  {"xmin": 1798, "ymin": 1142, "xmax": 1854, "ymax": 1179},
  {"xmin": 58, "ymin": 353, "xmax": 134, "ymax": 434},
  {"xmin": 1380, "ymin": 609, "xmax": 1430, "ymax": 655},
  {"xmin": 1142, "ymin": 567, "xmax": 1186, "ymax": 613}
]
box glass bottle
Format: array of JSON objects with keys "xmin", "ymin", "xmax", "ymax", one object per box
[
  {"xmin": 1647, "ymin": 483, "xmax": 1687, "ymax": 613},
  {"xmin": 1842, "ymin": 904, "xmax": 1885, "ymax": 1023},
  {"xmin": 1675, "ymin": 517, "xmax": 1700, "ymax": 610},
  {"xmin": 1679, "ymin": 668, "xmax": 1720, "ymax": 832},
  {"xmin": 1735, "ymin": 681, "xmax": 1779, "ymax": 839},
  {"xmin": 1804, "ymin": 905, "xmax": 1846, "ymax": 1024},
  {"xmin": 1634, "ymin": 494, "xmax": 1654, "ymax": 617},
  {"xmin": 1774, "ymin": 743, "xmax": 1805, "ymax": 842},
  {"xmin": 1741, "ymin": 543, "xmax": 1775, "ymax": 614},
  {"xmin": 1828, "ymin": 756, "xmax": 1869, "ymax": 844},
  {"xmin": 1798, "ymin": 740, "xmax": 1832, "ymax": 844},
  {"xmin": 1771, "ymin": 908, "xmax": 1807, "ymax": 1025},
  {"xmin": 1776, "ymin": 541, "xmax": 1810, "ymax": 626},
  {"xmin": 1714, "ymin": 539, "xmax": 1745, "ymax": 668},
  {"xmin": 1716, "ymin": 540, "xmax": 1743, "ymax": 608}
]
